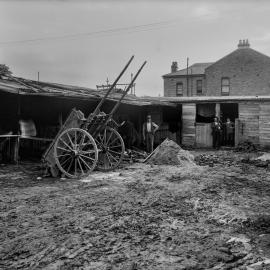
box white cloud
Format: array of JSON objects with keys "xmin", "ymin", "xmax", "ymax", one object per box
[{"xmin": 191, "ymin": 5, "xmax": 220, "ymax": 21}]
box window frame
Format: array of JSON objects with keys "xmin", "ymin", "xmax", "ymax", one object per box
[
  {"xmin": 176, "ymin": 82, "xmax": 183, "ymax": 96},
  {"xmin": 221, "ymin": 77, "xmax": 230, "ymax": 95},
  {"xmin": 196, "ymin": 79, "xmax": 203, "ymax": 95}
]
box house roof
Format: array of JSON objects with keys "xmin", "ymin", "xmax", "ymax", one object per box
[
  {"xmin": 205, "ymin": 47, "xmax": 270, "ymax": 72},
  {"xmin": 163, "ymin": 62, "xmax": 213, "ymax": 77},
  {"xmin": 0, "ymin": 76, "xmax": 175, "ymax": 107}
]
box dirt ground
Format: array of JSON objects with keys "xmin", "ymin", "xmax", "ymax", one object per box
[{"xmin": 1, "ymin": 150, "xmax": 270, "ymax": 270}]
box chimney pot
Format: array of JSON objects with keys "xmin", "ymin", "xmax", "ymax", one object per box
[
  {"xmin": 171, "ymin": 61, "xmax": 178, "ymax": 73},
  {"xmin": 238, "ymin": 39, "xmax": 250, "ymax": 48}
]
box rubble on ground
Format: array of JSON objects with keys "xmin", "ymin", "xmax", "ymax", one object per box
[
  {"xmin": 146, "ymin": 139, "xmax": 197, "ymax": 167},
  {"xmin": 194, "ymin": 152, "xmax": 239, "ymax": 167},
  {"xmin": 235, "ymin": 141, "xmax": 258, "ymax": 152},
  {"xmin": 241, "ymin": 153, "xmax": 270, "ymax": 168},
  {"xmin": 123, "ymin": 149, "xmax": 148, "ymax": 163}
]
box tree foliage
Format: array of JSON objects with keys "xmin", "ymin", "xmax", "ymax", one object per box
[{"xmin": 0, "ymin": 64, "xmax": 12, "ymax": 78}]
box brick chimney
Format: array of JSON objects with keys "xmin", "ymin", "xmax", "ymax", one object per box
[
  {"xmin": 171, "ymin": 61, "xmax": 178, "ymax": 73},
  {"xmin": 238, "ymin": 39, "xmax": 250, "ymax": 49}
]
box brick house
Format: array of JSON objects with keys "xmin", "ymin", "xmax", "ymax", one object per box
[
  {"xmin": 162, "ymin": 40, "xmax": 270, "ymax": 148},
  {"xmin": 163, "ymin": 62, "xmax": 212, "ymax": 97},
  {"xmin": 163, "ymin": 40, "xmax": 270, "ymax": 97}
]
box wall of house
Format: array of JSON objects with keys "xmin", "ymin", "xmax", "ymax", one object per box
[
  {"xmin": 163, "ymin": 75, "xmax": 206, "ymax": 97},
  {"xmin": 205, "ymin": 49, "xmax": 270, "ymax": 96}
]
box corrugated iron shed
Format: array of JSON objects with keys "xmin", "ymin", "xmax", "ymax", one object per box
[{"xmin": 0, "ymin": 77, "xmax": 175, "ymax": 107}]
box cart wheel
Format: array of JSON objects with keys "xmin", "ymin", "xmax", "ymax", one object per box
[
  {"xmin": 96, "ymin": 127, "xmax": 125, "ymax": 171},
  {"xmin": 54, "ymin": 128, "xmax": 98, "ymax": 178}
]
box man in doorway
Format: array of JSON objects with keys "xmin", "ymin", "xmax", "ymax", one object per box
[
  {"xmin": 225, "ymin": 118, "xmax": 234, "ymax": 146},
  {"xmin": 211, "ymin": 117, "xmax": 222, "ymax": 149},
  {"xmin": 142, "ymin": 115, "xmax": 159, "ymax": 153}
]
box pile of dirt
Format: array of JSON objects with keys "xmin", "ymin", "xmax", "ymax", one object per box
[{"xmin": 146, "ymin": 139, "xmax": 197, "ymax": 167}]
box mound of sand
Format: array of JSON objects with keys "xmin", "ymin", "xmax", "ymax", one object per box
[{"xmin": 146, "ymin": 138, "xmax": 197, "ymax": 167}]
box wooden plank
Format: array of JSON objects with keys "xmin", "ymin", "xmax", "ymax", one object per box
[
  {"xmin": 259, "ymin": 103, "xmax": 270, "ymax": 146},
  {"xmin": 239, "ymin": 103, "xmax": 259, "ymax": 144},
  {"xmin": 182, "ymin": 104, "xmax": 196, "ymax": 146},
  {"xmin": 195, "ymin": 123, "xmax": 212, "ymax": 147}
]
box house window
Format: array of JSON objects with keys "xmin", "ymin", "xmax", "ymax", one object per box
[
  {"xmin": 221, "ymin": 77, "xmax": 230, "ymax": 95},
  {"xmin": 196, "ymin": 80, "xmax": 202, "ymax": 94},
  {"xmin": 176, "ymin": 82, "xmax": 183, "ymax": 96}
]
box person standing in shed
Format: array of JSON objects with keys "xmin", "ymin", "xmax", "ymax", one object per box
[
  {"xmin": 212, "ymin": 117, "xmax": 222, "ymax": 149},
  {"xmin": 225, "ymin": 118, "xmax": 234, "ymax": 146},
  {"xmin": 143, "ymin": 115, "xmax": 159, "ymax": 153}
]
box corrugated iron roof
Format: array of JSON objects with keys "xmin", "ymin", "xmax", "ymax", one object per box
[{"xmin": 0, "ymin": 77, "xmax": 175, "ymax": 107}]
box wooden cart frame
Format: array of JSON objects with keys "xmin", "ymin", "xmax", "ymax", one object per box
[{"xmin": 43, "ymin": 56, "xmax": 146, "ymax": 178}]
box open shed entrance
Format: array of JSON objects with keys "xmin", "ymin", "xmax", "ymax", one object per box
[
  {"xmin": 220, "ymin": 103, "xmax": 239, "ymax": 147},
  {"xmin": 220, "ymin": 103, "xmax": 239, "ymax": 122}
]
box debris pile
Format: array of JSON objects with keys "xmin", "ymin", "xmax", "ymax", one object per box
[
  {"xmin": 195, "ymin": 154, "xmax": 219, "ymax": 166},
  {"xmin": 242, "ymin": 153, "xmax": 270, "ymax": 168},
  {"xmin": 235, "ymin": 141, "xmax": 258, "ymax": 152},
  {"xmin": 123, "ymin": 149, "xmax": 148, "ymax": 163},
  {"xmin": 195, "ymin": 153, "xmax": 239, "ymax": 167},
  {"xmin": 146, "ymin": 139, "xmax": 196, "ymax": 167}
]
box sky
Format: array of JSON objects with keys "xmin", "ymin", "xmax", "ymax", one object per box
[{"xmin": 1, "ymin": 0, "xmax": 270, "ymax": 97}]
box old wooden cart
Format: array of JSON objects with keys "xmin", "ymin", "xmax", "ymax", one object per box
[{"xmin": 43, "ymin": 56, "xmax": 146, "ymax": 178}]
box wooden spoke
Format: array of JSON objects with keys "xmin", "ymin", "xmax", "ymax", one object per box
[
  {"xmin": 79, "ymin": 133, "xmax": 86, "ymax": 146},
  {"xmin": 109, "ymin": 136, "xmax": 120, "ymax": 146},
  {"xmin": 74, "ymin": 129, "xmax": 77, "ymax": 146},
  {"xmin": 66, "ymin": 132, "xmax": 74, "ymax": 148},
  {"xmin": 60, "ymin": 156, "xmax": 73, "ymax": 167},
  {"xmin": 108, "ymin": 149, "xmax": 122, "ymax": 156},
  {"xmin": 54, "ymin": 128, "xmax": 98, "ymax": 178},
  {"xmin": 80, "ymin": 150, "xmax": 96, "ymax": 155},
  {"xmin": 77, "ymin": 158, "xmax": 84, "ymax": 175},
  {"xmin": 74, "ymin": 158, "xmax": 78, "ymax": 176},
  {"xmin": 66, "ymin": 157, "xmax": 74, "ymax": 173},
  {"xmin": 103, "ymin": 128, "xmax": 107, "ymax": 145},
  {"xmin": 108, "ymin": 144, "xmax": 122, "ymax": 149},
  {"xmin": 105, "ymin": 152, "xmax": 114, "ymax": 167},
  {"xmin": 80, "ymin": 154, "xmax": 96, "ymax": 161},
  {"xmin": 79, "ymin": 156, "xmax": 92, "ymax": 170},
  {"xmin": 56, "ymin": 153, "xmax": 72, "ymax": 158},
  {"xmin": 59, "ymin": 138, "xmax": 73, "ymax": 152},
  {"xmin": 106, "ymin": 130, "xmax": 114, "ymax": 145},
  {"xmin": 96, "ymin": 127, "xmax": 124, "ymax": 171},
  {"xmin": 107, "ymin": 151, "xmax": 119, "ymax": 163},
  {"xmin": 57, "ymin": 146, "xmax": 71, "ymax": 152}
]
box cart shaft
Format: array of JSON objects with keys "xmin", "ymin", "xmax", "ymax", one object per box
[{"xmin": 87, "ymin": 55, "xmax": 134, "ymax": 121}]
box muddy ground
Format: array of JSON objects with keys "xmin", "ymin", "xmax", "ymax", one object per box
[{"xmin": 1, "ymin": 150, "xmax": 270, "ymax": 270}]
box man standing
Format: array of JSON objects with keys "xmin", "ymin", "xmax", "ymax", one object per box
[
  {"xmin": 142, "ymin": 115, "xmax": 159, "ymax": 153},
  {"xmin": 211, "ymin": 117, "xmax": 222, "ymax": 149},
  {"xmin": 225, "ymin": 118, "xmax": 234, "ymax": 146}
]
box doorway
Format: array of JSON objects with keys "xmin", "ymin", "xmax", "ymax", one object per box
[{"xmin": 220, "ymin": 103, "xmax": 239, "ymax": 146}]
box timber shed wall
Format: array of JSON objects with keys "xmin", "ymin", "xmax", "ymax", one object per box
[
  {"xmin": 238, "ymin": 102, "xmax": 260, "ymax": 144},
  {"xmin": 259, "ymin": 102, "xmax": 270, "ymax": 147},
  {"xmin": 238, "ymin": 101, "xmax": 270, "ymax": 147},
  {"xmin": 180, "ymin": 101, "xmax": 270, "ymax": 148},
  {"xmin": 182, "ymin": 103, "xmax": 196, "ymax": 146}
]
